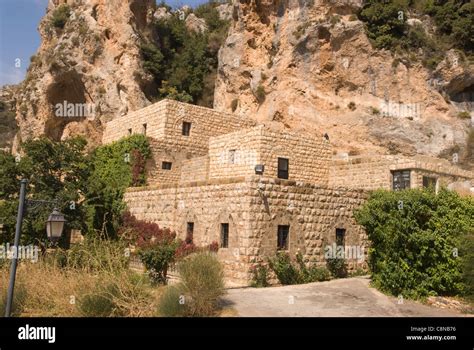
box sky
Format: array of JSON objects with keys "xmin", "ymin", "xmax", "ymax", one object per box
[{"xmin": 0, "ymin": 0, "xmax": 210, "ymax": 87}]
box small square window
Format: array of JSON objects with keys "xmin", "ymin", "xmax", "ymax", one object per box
[
  {"xmin": 182, "ymin": 122, "xmax": 191, "ymax": 136},
  {"xmin": 220, "ymin": 223, "xmax": 229, "ymax": 248},
  {"xmin": 277, "ymin": 225, "xmax": 289, "ymax": 250},
  {"xmin": 336, "ymin": 228, "xmax": 346, "ymax": 247},
  {"xmin": 162, "ymin": 161, "xmax": 172, "ymax": 170},
  {"xmin": 278, "ymin": 157, "xmax": 289, "ymax": 179}
]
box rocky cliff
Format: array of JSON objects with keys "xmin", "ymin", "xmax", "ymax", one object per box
[
  {"xmin": 8, "ymin": 0, "xmax": 474, "ymax": 167},
  {"xmin": 214, "ymin": 0, "xmax": 474, "ymax": 162},
  {"xmin": 13, "ymin": 0, "xmax": 157, "ymax": 151}
]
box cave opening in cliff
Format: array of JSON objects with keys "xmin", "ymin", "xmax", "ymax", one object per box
[
  {"xmin": 450, "ymin": 84, "xmax": 474, "ymax": 112},
  {"xmin": 45, "ymin": 70, "xmax": 88, "ymax": 141}
]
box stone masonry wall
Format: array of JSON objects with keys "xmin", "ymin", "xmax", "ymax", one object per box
[
  {"xmin": 329, "ymin": 155, "xmax": 474, "ymax": 190},
  {"xmin": 180, "ymin": 156, "xmax": 209, "ymax": 183},
  {"xmin": 208, "ymin": 126, "xmax": 332, "ymax": 185},
  {"xmin": 246, "ymin": 177, "xmax": 368, "ymax": 272},
  {"xmin": 161, "ymin": 100, "xmax": 257, "ymax": 154},
  {"xmin": 103, "ymin": 99, "xmax": 256, "ymax": 149},
  {"xmin": 124, "ymin": 177, "xmax": 254, "ymax": 285},
  {"xmin": 102, "ymin": 100, "xmax": 168, "ymax": 144},
  {"xmin": 124, "ymin": 176, "xmax": 368, "ymax": 285}
]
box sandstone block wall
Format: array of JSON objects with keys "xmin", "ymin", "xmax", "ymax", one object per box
[
  {"xmin": 124, "ymin": 176, "xmax": 368, "ymax": 285},
  {"xmin": 246, "ymin": 178, "xmax": 368, "ymax": 271},
  {"xmin": 180, "ymin": 155, "xmax": 209, "ymax": 183},
  {"xmin": 124, "ymin": 177, "xmax": 254, "ymax": 284},
  {"xmin": 103, "ymin": 99, "xmax": 256, "ymax": 148},
  {"xmin": 102, "ymin": 100, "xmax": 168, "ymax": 144},
  {"xmin": 208, "ymin": 126, "xmax": 332, "ymax": 184},
  {"xmin": 329, "ymin": 155, "xmax": 474, "ymax": 190},
  {"xmin": 161, "ymin": 100, "xmax": 257, "ymax": 154}
]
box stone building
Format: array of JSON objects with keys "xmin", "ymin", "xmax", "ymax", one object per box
[{"xmin": 103, "ymin": 99, "xmax": 474, "ymax": 286}]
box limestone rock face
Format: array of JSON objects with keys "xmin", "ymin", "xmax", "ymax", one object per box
[
  {"xmin": 14, "ymin": 0, "xmax": 156, "ymax": 151},
  {"xmin": 214, "ymin": 0, "xmax": 474, "ymax": 160},
  {"xmin": 185, "ymin": 13, "xmax": 208, "ymax": 33}
]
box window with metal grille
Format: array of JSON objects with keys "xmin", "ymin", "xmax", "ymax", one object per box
[
  {"xmin": 162, "ymin": 161, "xmax": 172, "ymax": 170},
  {"xmin": 277, "ymin": 157, "xmax": 289, "ymax": 179},
  {"xmin": 277, "ymin": 225, "xmax": 289, "ymax": 250},
  {"xmin": 336, "ymin": 228, "xmax": 346, "ymax": 247},
  {"xmin": 392, "ymin": 170, "xmax": 411, "ymax": 191},
  {"xmin": 220, "ymin": 223, "xmax": 229, "ymax": 248},
  {"xmin": 182, "ymin": 122, "xmax": 191, "ymax": 136}
]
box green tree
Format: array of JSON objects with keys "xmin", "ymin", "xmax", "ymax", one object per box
[
  {"xmin": 355, "ymin": 188, "xmax": 474, "ymax": 298},
  {"xmin": 0, "ymin": 137, "xmax": 89, "ymax": 244}
]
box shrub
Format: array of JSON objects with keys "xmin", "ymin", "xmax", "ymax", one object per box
[
  {"xmin": 78, "ymin": 282, "xmax": 120, "ymax": 317},
  {"xmin": 326, "ymin": 257, "xmax": 348, "ymax": 278},
  {"xmin": 348, "ymin": 101, "xmax": 356, "ymax": 111},
  {"xmin": 250, "ymin": 263, "xmax": 270, "ymax": 288},
  {"xmin": 268, "ymin": 251, "xmax": 300, "ymax": 285},
  {"xmin": 51, "ymin": 4, "xmax": 71, "ymax": 29},
  {"xmin": 296, "ymin": 252, "xmax": 331, "ymax": 283},
  {"xmin": 460, "ymin": 232, "xmax": 474, "ymax": 298},
  {"xmin": 119, "ymin": 211, "xmax": 177, "ymax": 284},
  {"xmin": 78, "ymin": 272, "xmax": 154, "ymax": 317},
  {"xmin": 370, "ymin": 106, "xmax": 380, "ymax": 115},
  {"xmin": 139, "ymin": 243, "xmax": 178, "ymax": 284},
  {"xmin": 231, "ymin": 98, "xmax": 239, "ymax": 112},
  {"xmin": 268, "ymin": 251, "xmax": 330, "ymax": 285},
  {"xmin": 157, "ymin": 285, "xmax": 188, "ymax": 317},
  {"xmin": 177, "ymin": 252, "xmax": 225, "ymax": 316},
  {"xmin": 355, "ymin": 189, "xmax": 474, "ymax": 299},
  {"xmin": 158, "ymin": 252, "xmax": 225, "ymax": 316},
  {"xmin": 255, "ymin": 85, "xmax": 266, "ymax": 103},
  {"xmin": 457, "ymin": 111, "xmax": 471, "ymax": 119}
]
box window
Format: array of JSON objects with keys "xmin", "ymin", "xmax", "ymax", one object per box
[
  {"xmin": 187, "ymin": 222, "xmax": 194, "ymax": 235},
  {"xmin": 220, "ymin": 223, "xmax": 229, "ymax": 248},
  {"xmin": 182, "ymin": 122, "xmax": 191, "ymax": 136},
  {"xmin": 128, "ymin": 128, "xmax": 132, "ymax": 135},
  {"xmin": 336, "ymin": 228, "xmax": 346, "ymax": 247},
  {"xmin": 423, "ymin": 176, "xmax": 437, "ymax": 189},
  {"xmin": 277, "ymin": 225, "xmax": 289, "ymax": 250},
  {"xmin": 392, "ymin": 170, "xmax": 410, "ymax": 191},
  {"xmin": 277, "ymin": 157, "xmax": 289, "ymax": 179},
  {"xmin": 162, "ymin": 161, "xmax": 172, "ymax": 170},
  {"xmin": 186, "ymin": 222, "xmax": 194, "ymax": 244},
  {"xmin": 142, "ymin": 123, "xmax": 147, "ymax": 135},
  {"xmin": 229, "ymin": 150, "xmax": 236, "ymax": 164}
]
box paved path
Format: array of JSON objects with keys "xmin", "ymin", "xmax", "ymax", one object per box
[{"xmin": 221, "ymin": 277, "xmax": 468, "ymax": 317}]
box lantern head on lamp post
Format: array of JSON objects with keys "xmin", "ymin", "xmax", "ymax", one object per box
[{"xmin": 46, "ymin": 208, "xmax": 66, "ymax": 243}]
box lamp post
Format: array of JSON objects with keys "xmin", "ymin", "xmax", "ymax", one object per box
[{"xmin": 4, "ymin": 179, "xmax": 66, "ymax": 317}]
